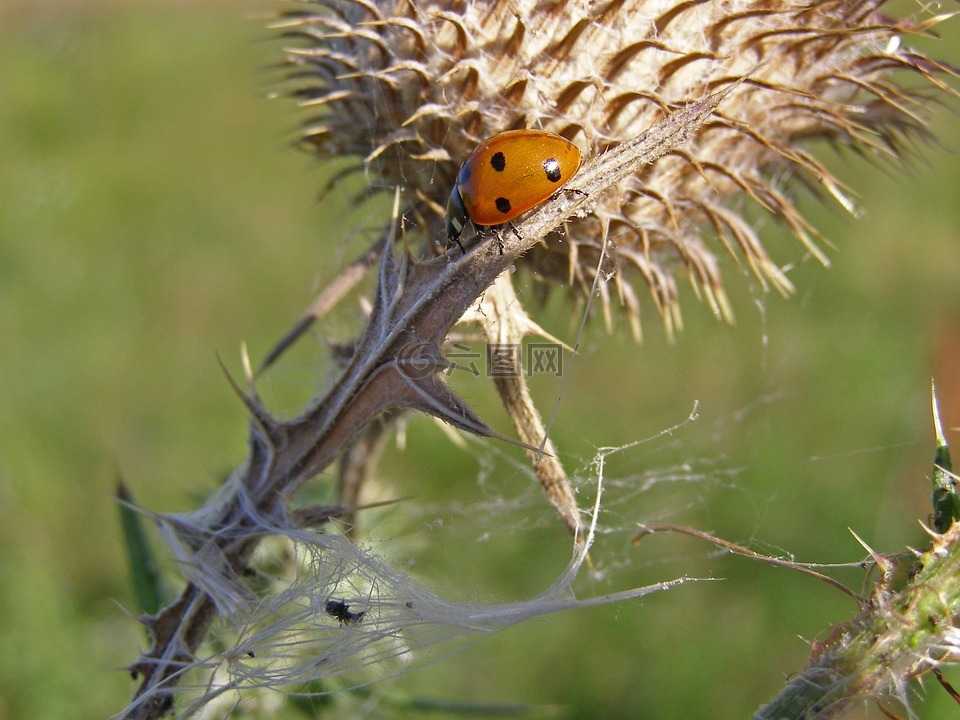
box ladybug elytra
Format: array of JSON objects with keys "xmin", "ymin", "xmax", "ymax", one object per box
[{"xmin": 445, "ymin": 129, "xmax": 582, "ymax": 251}]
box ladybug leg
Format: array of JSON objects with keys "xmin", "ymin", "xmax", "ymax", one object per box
[
  {"xmin": 473, "ymin": 225, "xmax": 505, "ymax": 255},
  {"xmin": 448, "ymin": 236, "xmax": 466, "ymax": 255},
  {"xmin": 493, "ymin": 223, "xmax": 523, "ymax": 254},
  {"xmin": 493, "ymin": 225, "xmax": 521, "ymax": 255}
]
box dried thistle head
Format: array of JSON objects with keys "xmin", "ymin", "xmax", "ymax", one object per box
[{"xmin": 277, "ymin": 0, "xmax": 956, "ymax": 338}]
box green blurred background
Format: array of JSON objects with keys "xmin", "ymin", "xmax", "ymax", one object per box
[{"xmin": 1, "ymin": 1, "xmax": 958, "ymax": 718}]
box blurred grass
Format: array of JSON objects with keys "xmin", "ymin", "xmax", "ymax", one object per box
[{"xmin": 0, "ymin": 2, "xmax": 958, "ymax": 719}]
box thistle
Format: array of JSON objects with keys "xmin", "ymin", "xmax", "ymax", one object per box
[
  {"xmin": 121, "ymin": 2, "xmax": 959, "ymax": 718},
  {"xmin": 280, "ymin": 0, "xmax": 955, "ymax": 336},
  {"xmin": 272, "ymin": 0, "xmax": 957, "ymax": 534}
]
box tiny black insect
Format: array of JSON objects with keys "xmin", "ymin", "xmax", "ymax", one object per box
[{"xmin": 325, "ymin": 599, "xmax": 365, "ymax": 625}]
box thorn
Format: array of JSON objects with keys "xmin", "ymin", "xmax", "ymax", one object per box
[
  {"xmin": 934, "ymin": 667, "xmax": 960, "ymax": 705},
  {"xmin": 216, "ymin": 353, "xmax": 277, "ymax": 441},
  {"xmin": 241, "ymin": 341, "xmax": 255, "ymax": 386},
  {"xmin": 932, "ymin": 379, "xmax": 946, "ymax": 447},
  {"xmin": 389, "ymin": 185, "xmax": 401, "ymax": 245},
  {"xmin": 917, "ymin": 518, "xmax": 939, "ymax": 538},
  {"xmin": 849, "ymin": 528, "xmax": 895, "ymax": 580},
  {"xmin": 135, "ymin": 613, "xmax": 154, "ymax": 628}
]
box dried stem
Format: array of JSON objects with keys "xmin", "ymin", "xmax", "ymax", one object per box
[{"xmin": 120, "ymin": 86, "xmax": 732, "ymax": 720}]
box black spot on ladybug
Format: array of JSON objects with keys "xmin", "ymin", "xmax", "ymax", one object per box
[
  {"xmin": 495, "ymin": 197, "xmax": 512, "ymax": 214},
  {"xmin": 543, "ymin": 158, "xmax": 562, "ymax": 183},
  {"xmin": 490, "ymin": 151, "xmax": 507, "ymax": 172}
]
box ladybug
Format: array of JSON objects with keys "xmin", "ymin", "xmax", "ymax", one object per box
[{"xmin": 445, "ymin": 129, "xmax": 582, "ymax": 252}]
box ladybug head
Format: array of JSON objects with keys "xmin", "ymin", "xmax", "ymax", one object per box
[{"xmin": 445, "ymin": 186, "xmax": 468, "ymax": 254}]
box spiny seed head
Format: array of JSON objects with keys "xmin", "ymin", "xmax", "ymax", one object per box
[{"xmin": 278, "ymin": 0, "xmax": 956, "ymax": 337}]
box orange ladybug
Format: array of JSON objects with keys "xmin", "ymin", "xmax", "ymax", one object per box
[{"xmin": 445, "ymin": 129, "xmax": 582, "ymax": 252}]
